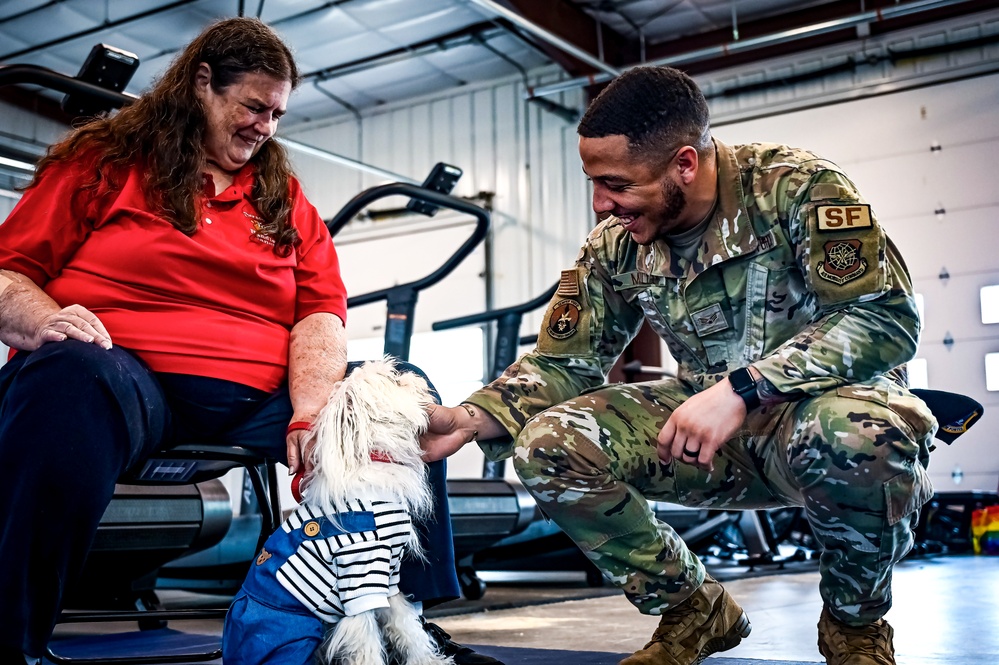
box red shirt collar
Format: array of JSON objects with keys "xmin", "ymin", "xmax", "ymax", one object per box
[{"xmin": 201, "ymin": 162, "xmax": 256, "ymax": 203}]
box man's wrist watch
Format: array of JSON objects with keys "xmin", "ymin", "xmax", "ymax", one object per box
[{"xmin": 728, "ymin": 367, "xmax": 760, "ymax": 411}]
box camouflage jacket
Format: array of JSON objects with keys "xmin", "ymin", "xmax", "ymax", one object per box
[{"xmin": 467, "ymin": 140, "xmax": 921, "ymax": 461}]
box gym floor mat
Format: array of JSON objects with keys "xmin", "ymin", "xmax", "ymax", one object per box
[{"xmin": 45, "ymin": 628, "xmax": 221, "ymax": 662}]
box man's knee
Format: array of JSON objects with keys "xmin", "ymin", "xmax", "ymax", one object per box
[{"xmin": 788, "ymin": 391, "xmax": 934, "ymax": 523}]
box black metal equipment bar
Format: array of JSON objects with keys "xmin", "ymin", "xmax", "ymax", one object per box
[
  {"xmin": 336, "ymin": 183, "xmax": 490, "ymax": 361},
  {"xmin": 0, "ymin": 63, "xmax": 133, "ymax": 109},
  {"xmin": 434, "ymin": 281, "xmax": 556, "ymax": 380}
]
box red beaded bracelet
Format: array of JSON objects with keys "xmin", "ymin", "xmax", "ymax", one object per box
[{"xmin": 286, "ymin": 421, "xmax": 313, "ymax": 436}]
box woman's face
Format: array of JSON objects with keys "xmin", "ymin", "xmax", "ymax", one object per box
[{"xmin": 195, "ymin": 65, "xmax": 291, "ymax": 173}]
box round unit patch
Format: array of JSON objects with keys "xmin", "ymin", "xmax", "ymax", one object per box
[
  {"xmin": 818, "ymin": 239, "xmax": 867, "ymax": 285},
  {"xmin": 547, "ymin": 299, "xmax": 582, "ymax": 340}
]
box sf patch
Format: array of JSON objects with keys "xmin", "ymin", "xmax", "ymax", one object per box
[
  {"xmin": 816, "ymin": 204, "xmax": 872, "ymax": 232},
  {"xmin": 547, "ymin": 299, "xmax": 581, "ymax": 340},
  {"xmin": 818, "ymin": 239, "xmax": 867, "ymax": 285}
]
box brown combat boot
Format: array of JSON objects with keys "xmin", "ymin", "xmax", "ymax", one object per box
[
  {"xmin": 618, "ymin": 576, "xmax": 751, "ymax": 665},
  {"xmin": 817, "ymin": 606, "xmax": 896, "ymax": 665}
]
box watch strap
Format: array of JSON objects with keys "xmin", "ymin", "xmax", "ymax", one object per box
[{"xmin": 729, "ymin": 367, "xmax": 760, "ymax": 411}]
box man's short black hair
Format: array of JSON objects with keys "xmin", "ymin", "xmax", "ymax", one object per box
[{"xmin": 578, "ymin": 66, "xmax": 711, "ymax": 166}]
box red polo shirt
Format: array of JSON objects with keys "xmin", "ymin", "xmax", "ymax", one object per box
[{"xmin": 0, "ymin": 156, "xmax": 347, "ymax": 392}]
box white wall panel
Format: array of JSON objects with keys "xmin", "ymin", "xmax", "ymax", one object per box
[{"xmin": 714, "ymin": 72, "xmax": 999, "ymax": 491}]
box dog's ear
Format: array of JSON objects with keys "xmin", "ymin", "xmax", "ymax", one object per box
[
  {"xmin": 311, "ymin": 377, "xmax": 373, "ymax": 481},
  {"xmin": 396, "ymin": 371, "xmax": 434, "ymax": 408}
]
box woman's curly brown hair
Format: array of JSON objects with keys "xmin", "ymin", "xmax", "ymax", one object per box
[{"xmin": 32, "ymin": 17, "xmax": 303, "ymax": 256}]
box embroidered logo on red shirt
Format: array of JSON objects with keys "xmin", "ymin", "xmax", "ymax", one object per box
[{"xmin": 244, "ymin": 211, "xmax": 276, "ymax": 246}]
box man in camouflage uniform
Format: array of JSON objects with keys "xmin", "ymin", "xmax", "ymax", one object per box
[{"xmin": 421, "ymin": 66, "xmax": 935, "ymax": 665}]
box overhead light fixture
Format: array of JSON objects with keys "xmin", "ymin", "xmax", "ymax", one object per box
[{"xmin": 0, "ymin": 155, "xmax": 35, "ymax": 172}]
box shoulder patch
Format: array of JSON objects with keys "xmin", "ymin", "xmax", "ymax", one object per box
[
  {"xmin": 546, "ymin": 299, "xmax": 582, "ymax": 339},
  {"xmin": 817, "ymin": 204, "xmax": 872, "ymax": 232},
  {"xmin": 558, "ymin": 269, "xmax": 580, "ymax": 297},
  {"xmin": 817, "ymin": 239, "xmax": 867, "ymax": 285}
]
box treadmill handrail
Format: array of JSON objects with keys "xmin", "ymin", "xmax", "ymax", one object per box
[
  {"xmin": 432, "ymin": 281, "xmax": 558, "ymax": 331},
  {"xmin": 343, "ymin": 183, "xmax": 490, "ymax": 308},
  {"xmin": 0, "ymin": 63, "xmax": 134, "ymax": 108}
]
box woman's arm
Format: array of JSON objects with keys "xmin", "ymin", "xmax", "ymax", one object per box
[
  {"xmin": 286, "ymin": 311, "xmax": 347, "ymax": 474},
  {"xmin": 0, "ymin": 269, "xmax": 112, "ymax": 351}
]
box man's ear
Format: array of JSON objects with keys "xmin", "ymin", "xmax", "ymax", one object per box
[
  {"xmin": 193, "ymin": 62, "xmax": 212, "ymax": 95},
  {"xmin": 674, "ymin": 145, "xmax": 700, "ymax": 186}
]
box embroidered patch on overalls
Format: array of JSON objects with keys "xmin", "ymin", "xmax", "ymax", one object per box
[
  {"xmin": 818, "ymin": 239, "xmax": 867, "ymax": 285},
  {"xmin": 547, "ymin": 299, "xmax": 582, "ymax": 340},
  {"xmin": 690, "ymin": 303, "xmax": 730, "ymax": 337}
]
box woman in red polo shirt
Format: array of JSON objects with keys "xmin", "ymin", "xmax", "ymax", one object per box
[{"xmin": 0, "ymin": 18, "xmax": 484, "ymax": 665}]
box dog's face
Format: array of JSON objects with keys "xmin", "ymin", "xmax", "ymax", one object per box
[{"xmin": 308, "ymin": 358, "xmax": 435, "ymax": 485}]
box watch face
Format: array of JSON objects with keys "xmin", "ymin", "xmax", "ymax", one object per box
[
  {"xmin": 730, "ymin": 368, "xmax": 759, "ymax": 409},
  {"xmin": 730, "ymin": 368, "xmax": 753, "ymax": 393}
]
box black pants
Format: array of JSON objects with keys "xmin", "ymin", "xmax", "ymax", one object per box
[{"xmin": 0, "ymin": 341, "xmax": 459, "ymax": 657}]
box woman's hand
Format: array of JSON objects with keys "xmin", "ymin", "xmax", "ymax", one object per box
[
  {"xmin": 286, "ymin": 418, "xmax": 317, "ymax": 477},
  {"xmin": 286, "ymin": 313, "xmax": 347, "ymax": 475},
  {"xmin": 0, "ymin": 270, "xmax": 113, "ymax": 351},
  {"xmin": 33, "ymin": 304, "xmax": 113, "ymax": 350}
]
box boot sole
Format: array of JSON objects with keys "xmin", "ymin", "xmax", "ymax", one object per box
[{"xmin": 693, "ymin": 612, "xmax": 752, "ymax": 665}]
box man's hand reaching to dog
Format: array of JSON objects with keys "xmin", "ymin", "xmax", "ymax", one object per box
[
  {"xmin": 657, "ymin": 377, "xmax": 746, "ymax": 472},
  {"xmin": 420, "ymin": 403, "xmax": 505, "ymax": 462}
]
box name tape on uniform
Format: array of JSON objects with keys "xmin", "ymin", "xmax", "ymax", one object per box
[{"xmin": 817, "ymin": 204, "xmax": 872, "ymax": 232}]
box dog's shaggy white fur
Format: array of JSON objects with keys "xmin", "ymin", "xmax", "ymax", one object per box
[{"xmin": 300, "ymin": 358, "xmax": 452, "ymax": 665}]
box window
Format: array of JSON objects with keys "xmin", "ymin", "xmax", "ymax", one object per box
[
  {"xmin": 908, "ymin": 358, "xmax": 928, "ymax": 390},
  {"xmin": 348, "ymin": 327, "xmax": 485, "ymax": 405},
  {"xmin": 980, "ymin": 286, "xmax": 999, "ymax": 324},
  {"xmin": 986, "ymin": 353, "xmax": 999, "ymax": 391}
]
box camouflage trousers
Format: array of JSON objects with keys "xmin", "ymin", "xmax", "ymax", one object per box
[{"xmin": 512, "ymin": 375, "xmax": 935, "ymax": 625}]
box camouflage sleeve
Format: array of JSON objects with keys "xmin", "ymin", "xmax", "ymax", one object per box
[
  {"xmin": 465, "ymin": 222, "xmax": 646, "ymax": 461},
  {"xmin": 752, "ymin": 169, "xmax": 921, "ymax": 396}
]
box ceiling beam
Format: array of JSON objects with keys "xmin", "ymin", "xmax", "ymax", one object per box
[
  {"xmin": 490, "ymin": 0, "xmax": 632, "ymax": 75},
  {"xmin": 644, "ymin": 0, "xmax": 996, "ymax": 76}
]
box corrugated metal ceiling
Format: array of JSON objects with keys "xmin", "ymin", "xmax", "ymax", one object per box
[{"xmin": 0, "ymin": 0, "xmax": 991, "ymax": 127}]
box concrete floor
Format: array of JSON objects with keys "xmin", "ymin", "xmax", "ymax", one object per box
[
  {"xmin": 45, "ymin": 554, "xmax": 999, "ymax": 664},
  {"xmin": 434, "ymin": 556, "xmax": 999, "ymax": 663}
]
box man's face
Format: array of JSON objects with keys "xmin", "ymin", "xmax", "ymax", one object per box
[
  {"xmin": 579, "ymin": 134, "xmax": 687, "ymax": 245},
  {"xmin": 196, "ymin": 67, "xmax": 291, "ymax": 173}
]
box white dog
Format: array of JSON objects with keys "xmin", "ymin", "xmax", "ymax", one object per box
[{"xmin": 223, "ymin": 358, "xmax": 453, "ymax": 665}]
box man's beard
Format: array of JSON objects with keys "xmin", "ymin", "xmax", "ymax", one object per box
[{"xmin": 650, "ymin": 177, "xmax": 687, "ymax": 242}]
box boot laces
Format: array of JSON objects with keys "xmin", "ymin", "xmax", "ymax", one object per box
[
  {"xmin": 646, "ymin": 596, "xmax": 704, "ymax": 647},
  {"xmin": 830, "ymin": 619, "xmax": 891, "ymax": 657}
]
